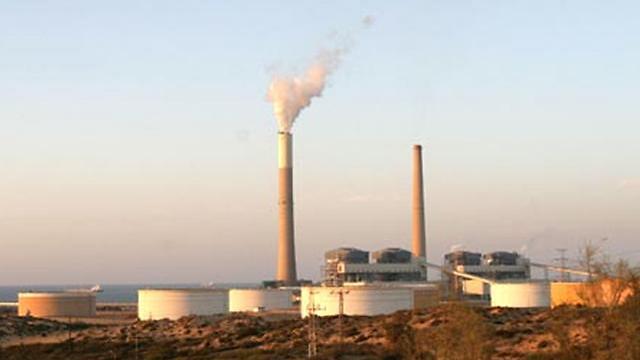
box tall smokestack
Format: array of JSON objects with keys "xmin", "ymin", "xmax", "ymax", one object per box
[
  {"xmin": 412, "ymin": 145, "xmax": 426, "ymax": 260},
  {"xmin": 277, "ymin": 131, "xmax": 297, "ymax": 284}
]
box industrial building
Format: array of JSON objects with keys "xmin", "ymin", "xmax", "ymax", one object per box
[
  {"xmin": 323, "ymin": 247, "xmax": 426, "ymax": 285},
  {"xmin": 18, "ymin": 292, "xmax": 96, "ymax": 318},
  {"xmin": 443, "ymin": 250, "xmax": 531, "ymax": 298}
]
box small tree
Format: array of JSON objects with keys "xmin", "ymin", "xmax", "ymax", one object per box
[
  {"xmin": 575, "ymin": 241, "xmax": 639, "ymax": 358},
  {"xmin": 577, "ymin": 241, "xmax": 634, "ymax": 308}
]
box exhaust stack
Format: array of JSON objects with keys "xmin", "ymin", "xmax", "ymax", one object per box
[
  {"xmin": 412, "ymin": 145, "xmax": 426, "ymax": 260},
  {"xmin": 277, "ymin": 132, "xmax": 297, "ymax": 284}
]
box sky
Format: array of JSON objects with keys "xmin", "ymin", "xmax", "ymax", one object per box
[{"xmin": 1, "ymin": 1, "xmax": 638, "ymax": 285}]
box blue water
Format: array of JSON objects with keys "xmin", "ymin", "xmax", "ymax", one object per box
[{"xmin": 0, "ymin": 283, "xmax": 259, "ymax": 303}]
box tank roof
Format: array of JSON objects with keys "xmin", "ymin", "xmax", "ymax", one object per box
[
  {"xmin": 138, "ymin": 288, "xmax": 228, "ymax": 293},
  {"xmin": 18, "ymin": 291, "xmax": 95, "ymax": 298}
]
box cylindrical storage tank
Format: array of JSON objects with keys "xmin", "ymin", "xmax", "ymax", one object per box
[
  {"xmin": 300, "ymin": 286, "xmax": 413, "ymax": 318},
  {"xmin": 138, "ymin": 289, "xmax": 228, "ymax": 320},
  {"xmin": 18, "ymin": 292, "xmax": 96, "ymax": 318},
  {"xmin": 229, "ymin": 289, "xmax": 293, "ymax": 312},
  {"xmin": 490, "ymin": 282, "xmax": 550, "ymax": 308}
]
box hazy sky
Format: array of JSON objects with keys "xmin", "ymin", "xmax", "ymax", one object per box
[{"xmin": 1, "ymin": 1, "xmax": 639, "ymax": 284}]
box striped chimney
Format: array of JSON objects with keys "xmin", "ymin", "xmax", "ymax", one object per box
[
  {"xmin": 412, "ymin": 144, "xmax": 427, "ymax": 260},
  {"xmin": 276, "ymin": 131, "xmax": 297, "ymax": 284}
]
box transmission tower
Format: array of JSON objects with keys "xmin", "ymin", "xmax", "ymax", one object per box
[
  {"xmin": 554, "ymin": 248, "xmax": 570, "ymax": 281},
  {"xmin": 331, "ymin": 288, "xmax": 350, "ymax": 351}
]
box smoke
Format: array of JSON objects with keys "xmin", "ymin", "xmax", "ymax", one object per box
[
  {"xmin": 267, "ymin": 48, "xmax": 346, "ymax": 132},
  {"xmin": 450, "ymin": 244, "xmax": 465, "ymax": 252},
  {"xmin": 266, "ymin": 16, "xmax": 373, "ymax": 133}
]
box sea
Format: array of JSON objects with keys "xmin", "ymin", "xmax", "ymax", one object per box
[{"xmin": 0, "ymin": 283, "xmax": 259, "ymax": 303}]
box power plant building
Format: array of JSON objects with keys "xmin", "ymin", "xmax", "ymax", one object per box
[
  {"xmin": 324, "ymin": 247, "xmax": 425, "ymax": 285},
  {"xmin": 443, "ymin": 250, "xmax": 531, "ymax": 298}
]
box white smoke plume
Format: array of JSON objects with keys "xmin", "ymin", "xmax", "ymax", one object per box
[
  {"xmin": 267, "ymin": 48, "xmax": 346, "ymax": 133},
  {"xmin": 266, "ymin": 16, "xmax": 373, "ymax": 133}
]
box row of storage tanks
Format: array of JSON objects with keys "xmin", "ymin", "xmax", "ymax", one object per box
[
  {"xmin": 17, "ymin": 281, "xmax": 629, "ymax": 320},
  {"xmin": 16, "ymin": 289, "xmax": 294, "ymax": 320},
  {"xmin": 16, "ymin": 285, "xmax": 440, "ymax": 320},
  {"xmin": 139, "ymin": 288, "xmax": 293, "ymax": 320},
  {"xmin": 138, "ymin": 285, "xmax": 442, "ymax": 320}
]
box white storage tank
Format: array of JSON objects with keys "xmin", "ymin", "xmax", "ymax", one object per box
[
  {"xmin": 490, "ymin": 281, "xmax": 550, "ymax": 308},
  {"xmin": 18, "ymin": 292, "xmax": 96, "ymax": 318},
  {"xmin": 300, "ymin": 286, "xmax": 414, "ymax": 318},
  {"xmin": 229, "ymin": 289, "xmax": 293, "ymax": 312},
  {"xmin": 138, "ymin": 288, "xmax": 229, "ymax": 320}
]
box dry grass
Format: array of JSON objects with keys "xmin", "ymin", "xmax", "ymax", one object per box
[{"xmin": 1, "ymin": 299, "xmax": 640, "ymax": 359}]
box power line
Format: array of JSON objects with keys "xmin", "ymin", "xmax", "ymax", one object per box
[{"xmin": 554, "ymin": 248, "xmax": 570, "ymax": 281}]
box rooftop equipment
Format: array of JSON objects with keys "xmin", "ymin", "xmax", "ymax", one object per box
[
  {"xmin": 483, "ymin": 251, "xmax": 519, "ymax": 266},
  {"xmin": 325, "ymin": 247, "xmax": 369, "ymax": 264},
  {"xmin": 444, "ymin": 251, "xmax": 482, "ymax": 266},
  {"xmin": 372, "ymin": 248, "xmax": 413, "ymax": 264}
]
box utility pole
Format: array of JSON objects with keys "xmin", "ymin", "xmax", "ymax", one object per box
[
  {"xmin": 555, "ymin": 248, "xmax": 569, "ymax": 282},
  {"xmin": 132, "ymin": 324, "xmax": 139, "ymax": 360},
  {"xmin": 307, "ymin": 291, "xmax": 318, "ymax": 358}
]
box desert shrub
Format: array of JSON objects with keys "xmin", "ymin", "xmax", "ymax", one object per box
[
  {"xmin": 382, "ymin": 312, "xmax": 419, "ymax": 359},
  {"xmin": 416, "ymin": 304, "xmax": 492, "ymax": 360},
  {"xmin": 318, "ymin": 343, "xmax": 381, "ymax": 359},
  {"xmin": 235, "ymin": 324, "xmax": 261, "ymax": 338},
  {"xmin": 144, "ymin": 342, "xmax": 178, "ymax": 360},
  {"xmin": 545, "ymin": 308, "xmax": 594, "ymax": 360},
  {"xmin": 617, "ymin": 289, "xmax": 640, "ymax": 359}
]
